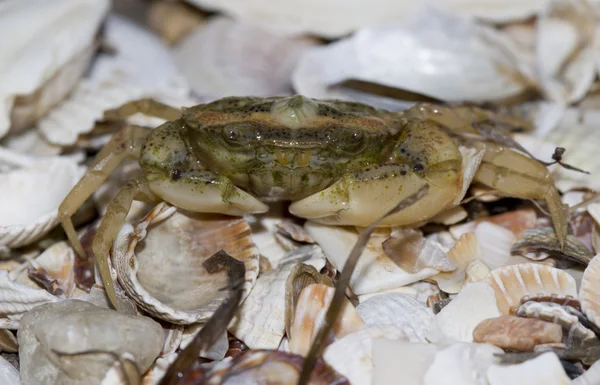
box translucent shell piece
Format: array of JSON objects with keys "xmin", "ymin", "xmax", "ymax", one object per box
[
  {"xmin": 112, "ymin": 202, "xmax": 259, "ymax": 324},
  {"xmin": 580, "ymin": 253, "xmax": 600, "ymax": 328},
  {"xmin": 484, "ymin": 263, "xmax": 578, "ymax": 315},
  {"xmin": 0, "ymin": 159, "xmax": 85, "ymax": 248}
]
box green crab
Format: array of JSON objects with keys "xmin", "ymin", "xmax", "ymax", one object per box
[{"xmin": 59, "ymin": 95, "xmax": 567, "ymax": 307}]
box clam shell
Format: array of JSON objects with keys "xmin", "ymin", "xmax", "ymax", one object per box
[
  {"xmin": 486, "ymin": 351, "xmax": 571, "ymax": 385},
  {"xmin": 288, "ymin": 283, "xmax": 365, "ymax": 356},
  {"xmin": 305, "ymin": 222, "xmax": 439, "ymax": 296},
  {"xmin": 579, "ymin": 253, "xmax": 600, "ymax": 329},
  {"xmin": 0, "ymin": 158, "xmax": 85, "ymax": 248},
  {"xmin": 0, "ymin": 270, "xmax": 59, "ymax": 326},
  {"xmin": 0, "ymin": 0, "xmax": 109, "ymax": 138},
  {"xmin": 112, "ymin": 202, "xmax": 259, "ymax": 324},
  {"xmin": 174, "ymin": 16, "xmax": 317, "ymax": 98},
  {"xmin": 293, "ymin": 7, "xmax": 531, "ymax": 103},
  {"xmin": 0, "ymin": 355, "xmax": 19, "ymax": 385},
  {"xmin": 485, "ymin": 263, "xmax": 578, "ymax": 315},
  {"xmin": 356, "ymin": 293, "xmax": 433, "ymax": 342},
  {"xmin": 38, "ymin": 15, "xmax": 191, "ymax": 146}
]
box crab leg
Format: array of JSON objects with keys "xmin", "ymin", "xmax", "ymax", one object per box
[
  {"xmin": 103, "ymin": 98, "xmax": 181, "ymax": 121},
  {"xmin": 59, "ymin": 125, "xmax": 150, "ymax": 257},
  {"xmin": 93, "ymin": 178, "xmax": 155, "ymax": 309}
]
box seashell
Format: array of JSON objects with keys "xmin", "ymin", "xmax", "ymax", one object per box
[
  {"xmin": 276, "ymin": 219, "xmax": 315, "ymax": 244},
  {"xmin": 454, "ymin": 144, "xmax": 487, "ymax": 206},
  {"xmin": 305, "ymin": 222, "xmax": 439, "ymax": 296},
  {"xmin": 0, "ymin": 355, "xmax": 19, "ymax": 385},
  {"xmin": 486, "ymin": 351, "xmax": 571, "ymax": 385},
  {"xmin": 573, "ymin": 358, "xmax": 600, "ymax": 385},
  {"xmin": 0, "ymin": 0, "xmax": 109, "ymax": 138},
  {"xmin": 111, "ymin": 202, "xmax": 259, "ymax": 324},
  {"xmin": 464, "ymin": 259, "xmax": 492, "ymax": 285},
  {"xmin": 78, "ymin": 284, "xmax": 139, "ymax": 317},
  {"xmin": 0, "ymin": 158, "xmax": 85, "ymax": 248},
  {"xmin": 536, "ymin": 0, "xmax": 597, "ymax": 104},
  {"xmin": 427, "ymin": 282, "xmax": 501, "ymax": 343},
  {"xmin": 423, "ymin": 343, "xmax": 504, "ymax": 385},
  {"xmin": 0, "ymin": 270, "xmax": 59, "ymax": 326},
  {"xmin": 174, "ymin": 16, "xmax": 317, "ymax": 99},
  {"xmin": 484, "ymin": 263, "xmax": 578, "ymax": 315},
  {"xmin": 18, "ymin": 299, "xmax": 164, "ymax": 385},
  {"xmin": 580, "ymin": 253, "xmax": 600, "ymax": 329},
  {"xmin": 383, "ymin": 229, "xmax": 457, "ymax": 274},
  {"xmin": 356, "ymin": 286, "xmax": 418, "ymax": 304},
  {"xmin": 288, "ymin": 283, "xmax": 365, "ymax": 356},
  {"xmin": 430, "ymin": 205, "xmax": 468, "ymax": 226},
  {"xmin": 433, "ymin": 232, "xmax": 482, "ymax": 293},
  {"xmin": 193, "ymin": 349, "xmax": 350, "ymax": 385},
  {"xmin": 1, "ymin": 129, "xmax": 61, "ymax": 158},
  {"xmin": 141, "ymin": 354, "xmax": 176, "ymax": 385},
  {"xmin": 285, "ymin": 264, "xmax": 333, "ymax": 338},
  {"xmin": 356, "ymin": 293, "xmax": 433, "ymax": 342},
  {"xmin": 511, "ymin": 227, "xmax": 593, "ymax": 266},
  {"xmin": 38, "ymin": 14, "xmax": 191, "ymax": 146},
  {"xmin": 516, "ymin": 301, "xmax": 596, "ymax": 347},
  {"xmin": 372, "ymin": 340, "xmax": 439, "ymax": 385},
  {"xmin": 160, "ymin": 324, "xmax": 183, "ymax": 358},
  {"xmin": 180, "ymin": 324, "xmax": 228, "ymax": 361},
  {"xmin": 147, "ymin": 0, "xmax": 205, "ymax": 45},
  {"xmin": 473, "ymin": 315, "xmax": 563, "ymax": 351},
  {"xmin": 17, "ymin": 241, "xmax": 75, "ymax": 298},
  {"xmin": 276, "ymin": 244, "xmax": 327, "ymax": 272},
  {"xmin": 324, "ymin": 326, "xmax": 407, "ymax": 385},
  {"xmin": 293, "ymin": 7, "xmax": 531, "ymax": 103},
  {"xmin": 0, "ymin": 330, "xmax": 18, "ymax": 353},
  {"xmin": 100, "ymin": 353, "xmax": 141, "ymax": 385},
  {"xmin": 228, "ymin": 263, "xmax": 294, "ymax": 349}
]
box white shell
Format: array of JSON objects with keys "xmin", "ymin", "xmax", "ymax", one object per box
[
  {"xmin": 305, "ymin": 222, "xmax": 439, "ymax": 295},
  {"xmin": 428, "ymin": 282, "xmax": 501, "ymax": 343},
  {"xmin": 485, "ymin": 263, "xmax": 578, "ymax": 315},
  {"xmin": 292, "ymin": 7, "xmax": 530, "ymax": 103},
  {"xmin": 573, "ymin": 358, "xmax": 600, "ymax": 385},
  {"xmin": 0, "ymin": 355, "xmax": 19, "ymax": 385},
  {"xmin": 0, "ymin": 158, "xmax": 85, "ymax": 248},
  {"xmin": 356, "ymin": 293, "xmax": 433, "ymax": 342},
  {"xmin": 423, "ymin": 343, "xmax": 504, "ymax": 385},
  {"xmin": 112, "ymin": 203, "xmax": 260, "ymax": 324},
  {"xmin": 455, "ymin": 144, "xmax": 487, "ymax": 205},
  {"xmin": 0, "ymin": 270, "xmax": 59, "ymax": 326},
  {"xmin": 372, "ymin": 340, "xmax": 439, "ymax": 385},
  {"xmin": 38, "ymin": 15, "xmax": 191, "ymax": 146},
  {"xmin": 0, "ymin": 0, "xmax": 109, "ymax": 138},
  {"xmin": 357, "ymin": 286, "xmax": 418, "ymax": 303},
  {"xmin": 228, "ymin": 263, "xmax": 294, "ymax": 349},
  {"xmin": 486, "ymin": 352, "xmax": 571, "ymax": 385},
  {"xmin": 1, "ymin": 129, "xmax": 61, "ymax": 158},
  {"xmin": 174, "ymin": 17, "xmax": 316, "ymax": 99},
  {"xmin": 324, "ymin": 326, "xmax": 408, "ymax": 385},
  {"xmin": 536, "ymin": 0, "xmax": 598, "ymax": 104},
  {"xmin": 180, "ymin": 324, "xmax": 228, "ymax": 361},
  {"xmin": 579, "ymin": 253, "xmax": 600, "ymax": 328}
]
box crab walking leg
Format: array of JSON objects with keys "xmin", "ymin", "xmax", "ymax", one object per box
[
  {"xmin": 289, "ymin": 120, "xmax": 462, "ymax": 227},
  {"xmin": 59, "ymin": 125, "xmax": 150, "ymax": 257},
  {"xmin": 103, "ymin": 98, "xmax": 181, "ymax": 121},
  {"xmin": 474, "ymin": 144, "xmax": 568, "ymax": 248},
  {"xmin": 94, "ymin": 178, "xmax": 155, "ymax": 309}
]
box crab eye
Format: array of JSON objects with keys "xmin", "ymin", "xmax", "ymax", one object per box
[
  {"xmin": 344, "ymin": 128, "xmax": 365, "ymax": 152},
  {"xmin": 223, "ymin": 126, "xmax": 240, "ymax": 143}
]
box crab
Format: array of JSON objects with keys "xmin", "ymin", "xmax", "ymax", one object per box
[{"xmin": 59, "ymin": 95, "xmax": 568, "ymax": 308}]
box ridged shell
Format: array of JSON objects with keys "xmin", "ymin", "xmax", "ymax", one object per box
[
  {"xmin": 293, "ymin": 7, "xmax": 530, "ymax": 103},
  {"xmin": 486, "ymin": 352, "xmax": 570, "ymax": 385},
  {"xmin": 485, "ymin": 263, "xmax": 578, "ymax": 315},
  {"xmin": 174, "ymin": 16, "xmax": 317, "ymax": 98},
  {"xmin": 0, "ymin": 159, "xmax": 85, "ymax": 248},
  {"xmin": 0, "ymin": 355, "xmax": 19, "ymax": 385},
  {"xmin": 579, "ymin": 253, "xmax": 600, "ymax": 328},
  {"xmin": 112, "ymin": 202, "xmax": 259, "ymax": 324},
  {"xmin": 356, "ymin": 293, "xmax": 433, "ymax": 343},
  {"xmin": 0, "ymin": 0, "xmax": 109, "ymax": 137}
]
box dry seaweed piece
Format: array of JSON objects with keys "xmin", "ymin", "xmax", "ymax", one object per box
[
  {"xmin": 298, "ymin": 184, "xmax": 429, "ymax": 385},
  {"xmin": 158, "ymin": 250, "xmax": 245, "ymax": 385},
  {"xmin": 511, "ymin": 227, "xmax": 593, "ymax": 265}
]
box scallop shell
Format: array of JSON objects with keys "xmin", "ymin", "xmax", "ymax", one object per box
[
  {"xmin": 288, "ymin": 283, "xmax": 365, "ymax": 356},
  {"xmin": 305, "ymin": 222, "xmax": 439, "ymax": 296},
  {"xmin": 536, "ymin": 0, "xmax": 597, "ymax": 104},
  {"xmin": 38, "ymin": 15, "xmax": 191, "ymax": 146},
  {"xmin": 579, "ymin": 253, "xmax": 600, "ymax": 329},
  {"xmin": 0, "ymin": 270, "xmax": 59, "ymax": 326},
  {"xmin": 112, "ymin": 202, "xmax": 259, "ymax": 324},
  {"xmin": 174, "ymin": 16, "xmax": 317, "ymax": 99},
  {"xmin": 485, "ymin": 263, "xmax": 578, "ymax": 315},
  {"xmin": 486, "ymin": 351, "xmax": 571, "ymax": 385},
  {"xmin": 0, "ymin": 158, "xmax": 85, "ymax": 248},
  {"xmin": 293, "ymin": 7, "xmax": 531, "ymax": 103},
  {"xmin": 356, "ymin": 293, "xmax": 433, "ymax": 342},
  {"xmin": 0, "ymin": 355, "xmax": 19, "ymax": 385},
  {"xmin": 0, "ymin": 0, "xmax": 109, "ymax": 138}
]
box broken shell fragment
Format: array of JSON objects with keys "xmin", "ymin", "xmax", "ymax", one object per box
[
  {"xmin": 0, "ymin": 159, "xmax": 85, "ymax": 248},
  {"xmin": 511, "ymin": 227, "xmax": 593, "ymax": 266},
  {"xmin": 288, "ymin": 283, "xmax": 365, "ymax": 356},
  {"xmin": 579, "ymin": 253, "xmax": 600, "ymax": 329},
  {"xmin": 0, "ymin": 355, "xmax": 19, "ymax": 385},
  {"xmin": 484, "ymin": 263, "xmax": 578, "ymax": 315},
  {"xmin": 487, "ymin": 351, "xmax": 571, "ymax": 385},
  {"xmin": 0, "ymin": 270, "xmax": 59, "ymax": 326},
  {"xmin": 383, "ymin": 229, "xmax": 456, "ymax": 274},
  {"xmin": 22, "ymin": 241, "xmax": 75, "ymax": 298},
  {"xmin": 111, "ymin": 203, "xmax": 259, "ymax": 324},
  {"xmin": 433, "ymin": 232, "xmax": 482, "ymax": 293},
  {"xmin": 0, "ymin": 0, "xmax": 109, "ymax": 138},
  {"xmin": 473, "ymin": 315, "xmax": 563, "ymax": 351}
]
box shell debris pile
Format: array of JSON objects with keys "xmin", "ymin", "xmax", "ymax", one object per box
[{"xmin": 3, "ymin": 0, "xmax": 600, "ymax": 384}]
